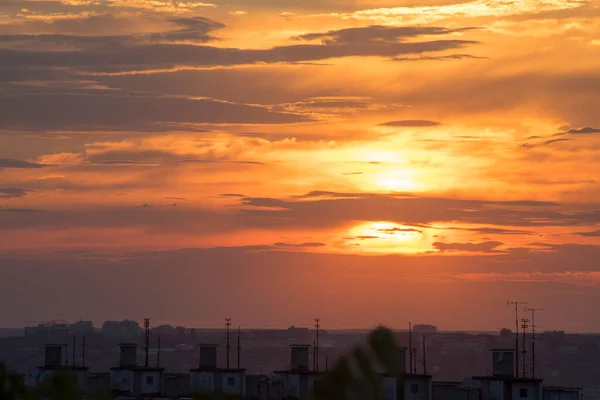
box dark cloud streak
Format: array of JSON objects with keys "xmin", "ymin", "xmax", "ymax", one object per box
[
  {"xmin": 0, "ymin": 93, "xmax": 310, "ymax": 130},
  {"xmin": 238, "ymin": 192, "xmax": 599, "ymax": 229},
  {"xmin": 293, "ymin": 26, "xmax": 474, "ymax": 45},
  {"xmin": 0, "ymin": 188, "xmax": 29, "ymax": 199},
  {"xmin": 434, "ymin": 241, "xmax": 504, "ymax": 253},
  {"xmin": 0, "ymin": 158, "xmax": 46, "ymax": 169}
]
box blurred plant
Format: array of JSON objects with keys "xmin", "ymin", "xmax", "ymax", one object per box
[
  {"xmin": 1, "ymin": 363, "xmax": 28, "ymax": 400},
  {"xmin": 310, "ymin": 326, "xmax": 399, "ymax": 400},
  {"xmin": 36, "ymin": 369, "xmax": 83, "ymax": 400}
]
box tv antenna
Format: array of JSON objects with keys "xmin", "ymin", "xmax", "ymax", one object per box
[
  {"xmin": 409, "ymin": 322, "xmax": 413, "ymax": 374},
  {"xmin": 507, "ymin": 301, "xmax": 527, "ymax": 377},
  {"xmin": 225, "ymin": 318, "xmax": 232, "ymax": 369},
  {"xmin": 525, "ymin": 307, "xmax": 545, "ymax": 378},
  {"xmin": 314, "ymin": 318, "xmax": 320, "ymax": 372},
  {"xmin": 144, "ymin": 318, "xmax": 150, "ymax": 367},
  {"xmin": 520, "ymin": 318, "xmax": 529, "ymax": 377},
  {"xmin": 237, "ymin": 326, "xmax": 241, "ymax": 369},
  {"xmin": 422, "ymin": 334, "xmax": 428, "ymax": 375}
]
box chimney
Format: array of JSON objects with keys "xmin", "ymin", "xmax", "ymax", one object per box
[
  {"xmin": 119, "ymin": 343, "xmax": 139, "ymax": 367},
  {"xmin": 290, "ymin": 345, "xmax": 310, "ymax": 371},
  {"xmin": 199, "ymin": 344, "xmax": 218, "ymax": 369},
  {"xmin": 395, "ymin": 347, "xmax": 407, "ymax": 376},
  {"xmin": 492, "ymin": 349, "xmax": 515, "ymax": 377},
  {"xmin": 45, "ymin": 345, "xmax": 64, "ymax": 367}
]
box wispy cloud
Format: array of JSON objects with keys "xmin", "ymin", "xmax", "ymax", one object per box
[
  {"xmin": 454, "ymin": 271, "xmax": 600, "ymax": 286},
  {"xmin": 379, "ymin": 120, "xmax": 441, "ymax": 127},
  {"xmin": 274, "ymin": 242, "xmax": 326, "ymax": 248},
  {"xmin": 340, "ymin": 0, "xmax": 583, "ymax": 23},
  {"xmin": 106, "ymin": 0, "xmax": 216, "ymax": 12}
]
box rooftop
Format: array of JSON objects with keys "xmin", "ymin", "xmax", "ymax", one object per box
[
  {"xmin": 544, "ymin": 387, "xmax": 582, "ymax": 392},
  {"xmin": 110, "ymin": 366, "xmax": 164, "ymax": 371},
  {"xmin": 381, "ymin": 373, "xmax": 433, "ymax": 379},
  {"xmin": 472, "ymin": 376, "xmax": 542, "ymax": 383},
  {"xmin": 190, "ymin": 367, "xmax": 246, "ymax": 373},
  {"xmin": 273, "ymin": 369, "xmax": 324, "ymax": 376},
  {"xmin": 39, "ymin": 365, "xmax": 89, "ymax": 371}
]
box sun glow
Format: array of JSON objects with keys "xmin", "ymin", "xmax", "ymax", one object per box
[
  {"xmin": 347, "ymin": 221, "xmax": 431, "ymax": 254},
  {"xmin": 375, "ymin": 170, "xmax": 420, "ymax": 191}
]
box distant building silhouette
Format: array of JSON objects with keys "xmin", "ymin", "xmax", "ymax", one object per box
[
  {"xmin": 414, "ymin": 325, "xmax": 438, "ymax": 334},
  {"xmin": 102, "ymin": 320, "xmax": 141, "ymax": 337}
]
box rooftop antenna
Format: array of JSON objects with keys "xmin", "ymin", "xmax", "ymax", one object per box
[
  {"xmin": 409, "ymin": 322, "xmax": 413, "ymax": 375},
  {"xmin": 225, "ymin": 318, "xmax": 232, "ymax": 369},
  {"xmin": 413, "ymin": 348, "xmax": 417, "ymax": 374},
  {"xmin": 422, "ymin": 334, "xmax": 427, "ymax": 375},
  {"xmin": 520, "ymin": 318, "xmax": 529, "ymax": 377},
  {"xmin": 314, "ymin": 318, "xmax": 320, "ymax": 372},
  {"xmin": 237, "ymin": 326, "xmax": 241, "ymax": 369},
  {"xmin": 313, "ymin": 340, "xmax": 316, "ymax": 371},
  {"xmin": 507, "ymin": 301, "xmax": 527, "ymax": 378},
  {"xmin": 157, "ymin": 337, "xmax": 161, "ymax": 368},
  {"xmin": 525, "ymin": 307, "xmax": 545, "ymax": 378},
  {"xmin": 144, "ymin": 318, "xmax": 150, "ymax": 367}
]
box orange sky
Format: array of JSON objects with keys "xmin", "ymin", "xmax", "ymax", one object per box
[{"xmin": 1, "ymin": 0, "xmax": 600, "ymax": 330}]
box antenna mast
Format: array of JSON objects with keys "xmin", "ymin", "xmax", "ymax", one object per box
[
  {"xmin": 520, "ymin": 318, "xmax": 529, "ymax": 377},
  {"xmin": 525, "ymin": 307, "xmax": 545, "ymax": 378},
  {"xmin": 225, "ymin": 318, "xmax": 232, "ymax": 369},
  {"xmin": 409, "ymin": 322, "xmax": 413, "ymax": 375},
  {"xmin": 144, "ymin": 318, "xmax": 150, "ymax": 367},
  {"xmin": 507, "ymin": 301, "xmax": 527, "ymax": 378},
  {"xmin": 237, "ymin": 326, "xmax": 241, "ymax": 369},
  {"xmin": 314, "ymin": 318, "xmax": 320, "ymax": 372},
  {"xmin": 157, "ymin": 337, "xmax": 161, "ymax": 367},
  {"xmin": 422, "ymin": 334, "xmax": 427, "ymax": 375}
]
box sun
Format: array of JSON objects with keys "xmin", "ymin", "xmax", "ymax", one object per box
[{"xmin": 375, "ymin": 170, "xmax": 420, "ymax": 191}]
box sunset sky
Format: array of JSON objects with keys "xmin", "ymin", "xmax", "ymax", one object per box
[{"xmin": 1, "ymin": 0, "xmax": 600, "ymax": 331}]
